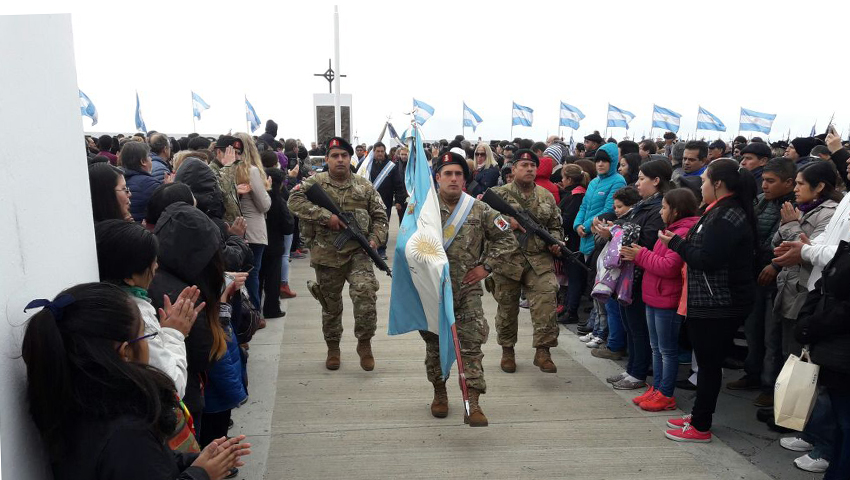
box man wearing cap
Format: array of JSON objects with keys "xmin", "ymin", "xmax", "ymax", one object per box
[
  {"xmin": 740, "ymin": 142, "xmax": 772, "ymax": 194},
  {"xmin": 288, "ymin": 136, "xmax": 389, "ymax": 371},
  {"xmin": 662, "ymin": 132, "xmax": 677, "ymax": 157},
  {"xmin": 211, "ymin": 135, "xmax": 244, "ymax": 223},
  {"xmin": 488, "ymin": 149, "xmax": 564, "ymax": 374},
  {"xmin": 708, "ymin": 139, "xmax": 727, "ymax": 163},
  {"xmin": 785, "ymin": 137, "xmax": 818, "ymax": 170},
  {"xmin": 583, "ymin": 133, "xmax": 603, "ymax": 158},
  {"xmin": 419, "ymin": 152, "xmax": 522, "ymax": 426}
]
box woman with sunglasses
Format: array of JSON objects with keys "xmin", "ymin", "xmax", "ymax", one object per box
[
  {"xmin": 21, "ymin": 282, "xmax": 251, "ymax": 480},
  {"xmin": 469, "ymin": 142, "xmax": 500, "ymax": 197}
]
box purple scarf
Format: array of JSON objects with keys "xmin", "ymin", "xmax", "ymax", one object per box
[{"xmin": 798, "ymin": 198, "xmax": 826, "ymax": 214}]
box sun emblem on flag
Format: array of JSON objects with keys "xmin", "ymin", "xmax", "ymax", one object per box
[{"xmin": 409, "ymin": 231, "xmax": 446, "ymax": 264}]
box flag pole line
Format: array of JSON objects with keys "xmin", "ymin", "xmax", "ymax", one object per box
[{"xmin": 190, "ymin": 91, "xmax": 196, "ymax": 133}]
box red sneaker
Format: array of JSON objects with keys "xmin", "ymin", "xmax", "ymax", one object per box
[
  {"xmin": 640, "ymin": 393, "xmax": 677, "ymax": 412},
  {"xmin": 279, "ymin": 283, "xmax": 297, "ymax": 299},
  {"xmin": 665, "ymin": 424, "xmax": 711, "ymax": 443},
  {"xmin": 632, "ymin": 386, "xmax": 656, "ymax": 405},
  {"xmin": 666, "ymin": 414, "xmax": 692, "ymax": 428},
  {"xmin": 555, "ymin": 305, "xmax": 566, "ymax": 315}
]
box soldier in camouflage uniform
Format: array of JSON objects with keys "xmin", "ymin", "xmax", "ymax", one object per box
[
  {"xmin": 420, "ymin": 152, "xmax": 523, "ymax": 427},
  {"xmin": 209, "ymin": 135, "xmax": 243, "ymax": 224},
  {"xmin": 489, "ymin": 149, "xmax": 564, "ymax": 374},
  {"xmin": 288, "ymin": 137, "xmax": 389, "ymax": 371}
]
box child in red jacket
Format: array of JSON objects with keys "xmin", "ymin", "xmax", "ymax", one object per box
[{"xmin": 620, "ymin": 188, "xmax": 700, "ymax": 411}]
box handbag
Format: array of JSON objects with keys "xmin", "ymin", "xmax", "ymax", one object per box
[
  {"xmin": 233, "ymin": 285, "xmax": 261, "ymax": 344},
  {"xmin": 773, "ymin": 348, "xmax": 820, "ymax": 431}
]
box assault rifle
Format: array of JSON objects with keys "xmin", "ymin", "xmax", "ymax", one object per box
[
  {"xmin": 482, "ymin": 189, "xmax": 589, "ymax": 272},
  {"xmin": 304, "ymin": 183, "xmax": 392, "ymax": 276}
]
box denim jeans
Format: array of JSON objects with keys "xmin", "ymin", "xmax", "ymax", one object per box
[
  {"xmin": 606, "ymin": 297, "xmax": 626, "ymax": 352},
  {"xmin": 247, "ymin": 243, "xmax": 265, "ymax": 310},
  {"xmin": 803, "ymin": 388, "xmax": 836, "ymax": 461},
  {"xmin": 621, "ymin": 297, "xmax": 651, "ymax": 381},
  {"xmin": 824, "ymin": 388, "xmax": 850, "ymax": 480},
  {"xmin": 280, "ymin": 234, "xmax": 293, "ymax": 284},
  {"xmin": 646, "ymin": 306, "xmax": 682, "ymax": 397},
  {"xmin": 592, "ymin": 298, "xmax": 608, "ymax": 340}
]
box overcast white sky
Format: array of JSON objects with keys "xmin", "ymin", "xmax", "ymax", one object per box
[{"xmin": 4, "ymin": 0, "xmax": 850, "ymax": 143}]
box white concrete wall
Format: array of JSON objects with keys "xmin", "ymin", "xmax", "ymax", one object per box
[{"xmin": 0, "ymin": 14, "xmax": 98, "ymax": 480}]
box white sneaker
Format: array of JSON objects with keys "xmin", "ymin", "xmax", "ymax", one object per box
[
  {"xmin": 794, "ymin": 454, "xmax": 829, "ymax": 473},
  {"xmin": 780, "ymin": 437, "xmax": 813, "ymax": 452},
  {"xmin": 586, "ymin": 337, "xmax": 604, "ymax": 348},
  {"xmin": 579, "ymin": 333, "xmax": 595, "ymax": 342}
]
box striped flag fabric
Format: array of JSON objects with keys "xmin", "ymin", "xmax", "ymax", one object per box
[
  {"xmin": 245, "ymin": 97, "xmax": 261, "ymax": 133},
  {"xmin": 651, "ymin": 104, "xmax": 682, "ymax": 133},
  {"xmin": 559, "ymin": 101, "xmax": 585, "ymax": 130},
  {"xmin": 79, "ymin": 89, "xmax": 98, "ymax": 126},
  {"xmin": 463, "ymin": 102, "xmax": 483, "ymax": 131},
  {"xmin": 413, "ymin": 98, "xmax": 435, "ymax": 125},
  {"xmin": 135, "ymin": 91, "xmax": 147, "ymax": 133},
  {"xmin": 191, "ymin": 91, "xmax": 210, "ymax": 120},
  {"xmin": 697, "ymin": 106, "xmax": 726, "ymax": 132},
  {"xmin": 739, "ymin": 108, "xmax": 776, "ymax": 134},
  {"xmin": 607, "ymin": 104, "xmax": 635, "ymax": 129},
  {"xmin": 511, "ymin": 102, "xmax": 533, "ymax": 127},
  {"xmin": 388, "ymin": 125, "xmax": 457, "ymax": 379}
]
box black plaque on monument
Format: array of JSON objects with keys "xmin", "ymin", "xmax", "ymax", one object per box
[{"xmin": 316, "ymin": 106, "xmax": 351, "ymax": 145}]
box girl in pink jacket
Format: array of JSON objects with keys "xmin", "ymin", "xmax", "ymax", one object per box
[{"xmin": 620, "ymin": 188, "xmax": 700, "ymax": 412}]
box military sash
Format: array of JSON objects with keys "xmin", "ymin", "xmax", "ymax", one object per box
[
  {"xmin": 442, "ymin": 192, "xmax": 475, "ymax": 250},
  {"xmin": 372, "ymin": 161, "xmax": 396, "ymax": 190}
]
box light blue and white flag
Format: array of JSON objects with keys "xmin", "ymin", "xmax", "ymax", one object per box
[
  {"xmin": 387, "ymin": 122, "xmax": 403, "ymax": 145},
  {"xmin": 569, "ymin": 134, "xmax": 576, "ymax": 155},
  {"xmin": 245, "ymin": 97, "xmax": 261, "ymax": 133},
  {"xmin": 135, "ymin": 91, "xmax": 147, "ymax": 133},
  {"xmin": 739, "ymin": 108, "xmax": 776, "ymax": 134},
  {"xmin": 192, "ymin": 91, "xmax": 210, "ymax": 120},
  {"xmin": 697, "ymin": 106, "xmax": 726, "ymax": 132},
  {"xmin": 810, "ymin": 122, "xmax": 817, "ymax": 137},
  {"xmin": 79, "ymin": 90, "xmax": 98, "ymax": 126},
  {"xmin": 559, "ymin": 101, "xmax": 585, "ymax": 130},
  {"xmin": 413, "ymin": 98, "xmax": 435, "ymax": 125},
  {"xmin": 463, "ymin": 102, "xmax": 483, "ymax": 131},
  {"xmin": 607, "ymin": 104, "xmax": 635, "ymax": 129},
  {"xmin": 652, "ymin": 104, "xmax": 682, "ymax": 133},
  {"xmin": 388, "ymin": 125, "xmax": 456, "ymax": 379},
  {"xmin": 512, "ymin": 102, "xmax": 533, "ymax": 127}
]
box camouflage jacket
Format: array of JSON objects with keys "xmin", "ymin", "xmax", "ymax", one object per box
[
  {"xmin": 210, "ymin": 160, "xmax": 241, "ymax": 224},
  {"xmin": 440, "ymin": 196, "xmax": 524, "ymax": 296},
  {"xmin": 489, "ymin": 182, "xmax": 564, "ymax": 275},
  {"xmin": 288, "ymin": 172, "xmax": 389, "ymax": 268}
]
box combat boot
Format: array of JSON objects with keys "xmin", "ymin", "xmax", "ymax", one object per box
[
  {"xmin": 325, "ymin": 341, "xmax": 341, "ymax": 370},
  {"xmin": 533, "ymin": 347, "xmax": 557, "ymax": 373},
  {"xmin": 430, "ymin": 382, "xmax": 449, "ymax": 418},
  {"xmin": 464, "ymin": 388, "xmax": 488, "ymax": 427},
  {"xmin": 356, "ymin": 339, "xmax": 375, "ymax": 371},
  {"xmin": 500, "ymin": 346, "xmax": 516, "ymax": 373}
]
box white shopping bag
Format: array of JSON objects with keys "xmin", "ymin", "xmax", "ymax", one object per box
[{"xmin": 774, "ymin": 348, "xmax": 820, "ymax": 431}]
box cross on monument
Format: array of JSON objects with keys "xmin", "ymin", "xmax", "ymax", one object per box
[{"xmin": 314, "ymin": 59, "xmax": 346, "ymax": 94}]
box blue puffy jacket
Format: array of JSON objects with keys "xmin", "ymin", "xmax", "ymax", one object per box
[
  {"xmin": 573, "ymin": 143, "xmax": 626, "ymax": 255},
  {"xmin": 150, "ymin": 154, "xmax": 172, "ymax": 184},
  {"xmin": 124, "ymin": 168, "xmax": 162, "ymax": 222},
  {"xmin": 204, "ymin": 315, "xmax": 248, "ymax": 414}
]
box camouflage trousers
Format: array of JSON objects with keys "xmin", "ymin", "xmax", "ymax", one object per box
[
  {"xmin": 420, "ymin": 293, "xmax": 489, "ymax": 393},
  {"xmin": 492, "ymin": 264, "xmax": 559, "ymax": 348},
  {"xmin": 312, "ymin": 253, "xmax": 379, "ymax": 343}
]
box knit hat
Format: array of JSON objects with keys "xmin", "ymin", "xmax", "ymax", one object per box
[
  {"xmin": 790, "ymin": 137, "xmax": 818, "ymax": 157},
  {"xmin": 594, "ymin": 143, "xmax": 619, "ymax": 163},
  {"xmin": 543, "ymin": 144, "xmax": 564, "ymax": 163}
]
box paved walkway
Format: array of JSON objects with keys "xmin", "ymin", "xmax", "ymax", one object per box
[{"xmin": 232, "ymin": 225, "xmax": 779, "ymax": 480}]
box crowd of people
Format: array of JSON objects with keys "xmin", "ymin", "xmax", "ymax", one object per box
[{"xmin": 19, "ymin": 118, "xmax": 850, "ymax": 479}]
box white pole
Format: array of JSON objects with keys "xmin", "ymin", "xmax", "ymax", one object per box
[{"xmin": 333, "ymin": 5, "xmax": 342, "ymax": 138}]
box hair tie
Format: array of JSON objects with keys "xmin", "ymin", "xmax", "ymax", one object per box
[{"xmin": 24, "ymin": 294, "xmax": 75, "ymax": 322}]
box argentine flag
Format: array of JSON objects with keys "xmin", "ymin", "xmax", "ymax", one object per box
[
  {"xmin": 739, "ymin": 108, "xmax": 776, "ymax": 134},
  {"xmin": 512, "ymin": 102, "xmax": 533, "ymax": 127},
  {"xmin": 79, "ymin": 90, "xmax": 98, "ymax": 126},
  {"xmin": 652, "ymin": 105, "xmax": 682, "ymax": 133},
  {"xmin": 192, "ymin": 91, "xmax": 210, "ymax": 120},
  {"xmin": 135, "ymin": 91, "xmax": 147, "ymax": 134},
  {"xmin": 607, "ymin": 104, "xmax": 635, "ymax": 129},
  {"xmin": 388, "ymin": 125, "xmax": 456, "ymax": 379},
  {"xmin": 413, "ymin": 98, "xmax": 435, "ymax": 125},
  {"xmin": 559, "ymin": 101, "xmax": 585, "ymax": 130},
  {"xmin": 697, "ymin": 106, "xmax": 726, "ymax": 132},
  {"xmin": 463, "ymin": 102, "xmax": 483, "ymax": 132},
  {"xmin": 245, "ymin": 97, "xmax": 261, "ymax": 133}
]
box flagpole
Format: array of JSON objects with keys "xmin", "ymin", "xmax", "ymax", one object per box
[
  {"xmin": 191, "ymin": 91, "xmax": 197, "ymax": 133},
  {"xmin": 604, "ymin": 103, "xmax": 609, "ymax": 139},
  {"xmin": 333, "ymin": 5, "xmax": 342, "ymax": 137},
  {"xmin": 510, "ymin": 102, "xmax": 514, "ymax": 140},
  {"xmin": 245, "ymin": 95, "xmax": 250, "ymax": 133}
]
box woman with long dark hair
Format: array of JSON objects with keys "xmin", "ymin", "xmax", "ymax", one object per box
[
  {"xmin": 659, "ymin": 158, "xmax": 758, "ymax": 442},
  {"xmin": 89, "ymin": 163, "xmax": 132, "ymax": 222},
  {"xmin": 21, "ymin": 283, "xmax": 250, "ymax": 479}
]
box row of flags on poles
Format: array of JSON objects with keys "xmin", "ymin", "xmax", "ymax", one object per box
[
  {"xmin": 78, "ymin": 90, "xmax": 263, "ymax": 133},
  {"xmin": 413, "ymin": 98, "xmax": 780, "ymax": 135}
]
